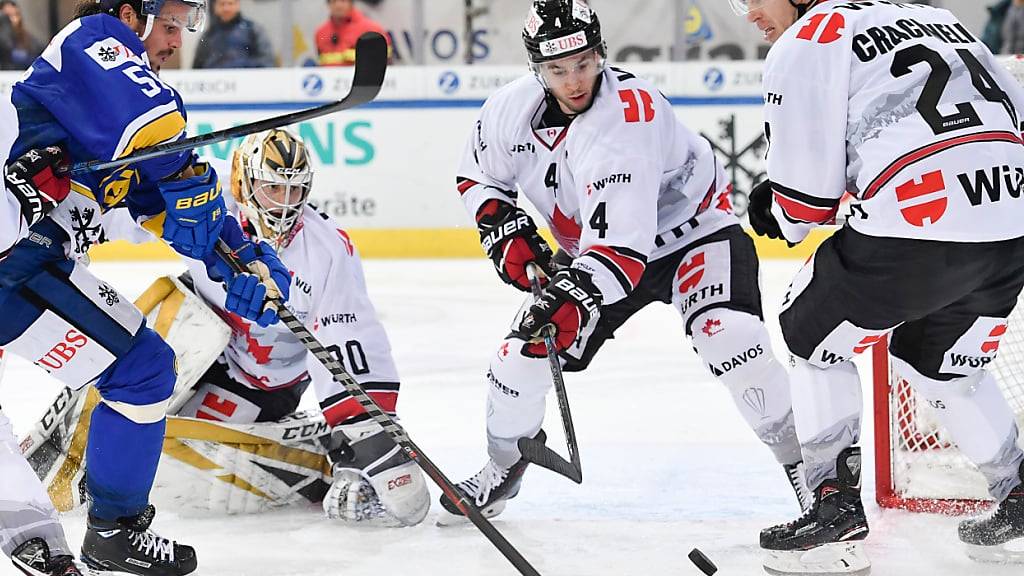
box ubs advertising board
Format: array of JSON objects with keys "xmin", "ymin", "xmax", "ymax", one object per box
[{"xmin": 0, "ymin": 62, "xmax": 771, "ymax": 258}]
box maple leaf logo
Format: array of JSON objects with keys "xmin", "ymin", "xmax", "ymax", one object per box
[{"xmin": 701, "ymin": 318, "xmax": 723, "ymax": 337}]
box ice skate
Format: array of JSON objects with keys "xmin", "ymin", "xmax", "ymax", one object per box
[
  {"xmin": 960, "ymin": 461, "xmax": 1024, "ymax": 564},
  {"xmin": 762, "ymin": 447, "xmax": 870, "ymax": 576},
  {"xmin": 11, "ymin": 538, "xmax": 81, "ymax": 576},
  {"xmin": 437, "ymin": 430, "xmax": 545, "ymax": 526},
  {"xmin": 80, "ymin": 506, "xmax": 196, "ymax": 576}
]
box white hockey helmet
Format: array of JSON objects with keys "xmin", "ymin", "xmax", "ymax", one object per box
[{"xmin": 231, "ymin": 128, "xmax": 314, "ymax": 250}]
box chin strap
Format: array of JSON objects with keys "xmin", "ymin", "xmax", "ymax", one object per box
[{"xmin": 140, "ymin": 14, "xmax": 155, "ymax": 41}]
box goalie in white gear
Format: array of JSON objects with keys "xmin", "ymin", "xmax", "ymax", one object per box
[
  {"xmin": 439, "ymin": 0, "xmax": 809, "ymax": 525},
  {"xmin": 169, "ymin": 128, "xmax": 429, "ymax": 527}
]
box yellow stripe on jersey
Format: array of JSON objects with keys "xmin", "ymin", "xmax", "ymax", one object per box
[
  {"xmin": 69, "ymin": 180, "xmax": 96, "ymax": 202},
  {"xmin": 117, "ymin": 109, "xmax": 186, "ymax": 160}
]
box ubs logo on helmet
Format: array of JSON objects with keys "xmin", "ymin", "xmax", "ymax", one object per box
[{"xmin": 540, "ymin": 31, "xmax": 588, "ymax": 57}]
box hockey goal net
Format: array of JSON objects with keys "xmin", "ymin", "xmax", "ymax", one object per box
[{"xmin": 874, "ymin": 55, "xmax": 1024, "ymax": 515}]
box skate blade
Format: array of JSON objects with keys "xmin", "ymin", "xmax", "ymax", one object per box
[
  {"xmin": 763, "ymin": 542, "xmax": 870, "ymax": 576},
  {"xmin": 964, "ymin": 541, "xmax": 1024, "ymax": 564},
  {"xmin": 82, "ymin": 556, "xmax": 200, "ymax": 576},
  {"xmin": 435, "ymin": 500, "xmax": 507, "ymax": 527}
]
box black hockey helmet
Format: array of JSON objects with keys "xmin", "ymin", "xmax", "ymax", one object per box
[{"xmin": 523, "ymin": 0, "xmax": 606, "ymax": 64}]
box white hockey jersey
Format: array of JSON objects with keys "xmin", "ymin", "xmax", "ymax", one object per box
[
  {"xmin": 765, "ymin": 0, "xmax": 1024, "ymax": 244},
  {"xmin": 183, "ymin": 195, "xmax": 402, "ymax": 426},
  {"xmin": 457, "ymin": 67, "xmax": 737, "ymax": 305}
]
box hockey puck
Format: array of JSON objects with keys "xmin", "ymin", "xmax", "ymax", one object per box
[{"xmin": 688, "ymin": 548, "xmax": 717, "ymax": 575}]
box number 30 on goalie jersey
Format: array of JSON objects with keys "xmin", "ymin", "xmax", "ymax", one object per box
[{"xmin": 763, "ymin": 2, "xmax": 1024, "ymax": 245}]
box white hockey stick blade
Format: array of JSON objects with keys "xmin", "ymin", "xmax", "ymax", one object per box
[{"xmin": 763, "ymin": 542, "xmax": 871, "ymax": 576}]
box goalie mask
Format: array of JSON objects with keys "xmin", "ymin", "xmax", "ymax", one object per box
[{"xmin": 231, "ymin": 129, "xmax": 314, "ymax": 250}]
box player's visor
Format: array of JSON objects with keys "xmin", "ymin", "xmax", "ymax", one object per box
[
  {"xmin": 728, "ymin": 0, "xmax": 768, "ymax": 15},
  {"xmin": 158, "ymin": 0, "xmax": 207, "ymax": 34},
  {"xmin": 529, "ymin": 47, "xmax": 605, "ymax": 90}
]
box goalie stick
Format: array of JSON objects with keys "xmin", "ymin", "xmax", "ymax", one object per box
[
  {"xmin": 516, "ymin": 264, "xmax": 583, "ymax": 484},
  {"xmin": 214, "ymin": 241, "xmax": 543, "ymax": 576},
  {"xmin": 69, "ymin": 32, "xmax": 388, "ymax": 176}
]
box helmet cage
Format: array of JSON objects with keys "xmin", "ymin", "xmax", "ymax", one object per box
[{"xmin": 233, "ymin": 130, "xmax": 313, "ymax": 250}]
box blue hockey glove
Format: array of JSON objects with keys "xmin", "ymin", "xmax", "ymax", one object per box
[
  {"xmin": 160, "ymin": 162, "xmax": 225, "ymax": 259},
  {"xmin": 205, "ymin": 216, "xmax": 291, "ymax": 327}
]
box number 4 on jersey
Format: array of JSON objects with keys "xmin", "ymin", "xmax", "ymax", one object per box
[{"xmin": 619, "ymin": 89, "xmax": 655, "ymax": 123}]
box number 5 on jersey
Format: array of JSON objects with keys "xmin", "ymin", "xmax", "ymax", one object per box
[{"xmin": 619, "ymin": 89, "xmax": 655, "ymax": 123}]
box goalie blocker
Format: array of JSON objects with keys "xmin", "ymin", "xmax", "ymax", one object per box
[{"xmin": 21, "ymin": 273, "xmax": 427, "ymax": 525}]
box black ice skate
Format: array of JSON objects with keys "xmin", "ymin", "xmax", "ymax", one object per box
[
  {"xmin": 959, "ymin": 460, "xmax": 1024, "ymax": 564},
  {"xmin": 11, "ymin": 538, "xmax": 81, "ymax": 576},
  {"xmin": 761, "ymin": 447, "xmax": 870, "ymax": 576},
  {"xmin": 437, "ymin": 430, "xmax": 545, "ymax": 526},
  {"xmin": 784, "ymin": 461, "xmax": 814, "ymax": 513},
  {"xmin": 80, "ymin": 505, "xmax": 196, "ymax": 576}
]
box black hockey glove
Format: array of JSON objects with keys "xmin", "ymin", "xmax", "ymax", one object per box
[
  {"xmin": 513, "ymin": 268, "xmax": 602, "ymax": 356},
  {"xmin": 477, "ymin": 199, "xmax": 554, "ymax": 291},
  {"xmin": 748, "ymin": 179, "xmax": 794, "ymax": 246},
  {"xmin": 5, "ymin": 146, "xmax": 70, "ymax": 227}
]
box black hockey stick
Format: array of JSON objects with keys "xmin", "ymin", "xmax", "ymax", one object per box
[
  {"xmin": 214, "ymin": 241, "xmax": 543, "ymax": 576},
  {"xmin": 69, "ymin": 32, "xmax": 388, "ymax": 176},
  {"xmin": 516, "ymin": 264, "xmax": 583, "ymax": 484}
]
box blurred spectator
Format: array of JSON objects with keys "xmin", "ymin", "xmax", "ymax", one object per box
[
  {"xmin": 982, "ymin": 0, "xmax": 1012, "ymax": 54},
  {"xmin": 1001, "ymin": 0, "xmax": 1024, "ymax": 54},
  {"xmin": 0, "ymin": 0, "xmax": 45, "ymax": 70},
  {"xmin": 315, "ymin": 0, "xmax": 391, "ymax": 66},
  {"xmin": 193, "ymin": 0, "xmax": 276, "ymax": 69}
]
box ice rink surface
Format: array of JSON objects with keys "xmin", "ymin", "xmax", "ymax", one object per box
[{"xmin": 1, "ymin": 258, "xmax": 1019, "ymax": 576}]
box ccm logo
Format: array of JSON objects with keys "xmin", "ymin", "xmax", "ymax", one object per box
[
  {"xmin": 388, "ymin": 474, "xmax": 413, "ymax": 491},
  {"xmin": 37, "ymin": 330, "xmax": 89, "ymax": 371}
]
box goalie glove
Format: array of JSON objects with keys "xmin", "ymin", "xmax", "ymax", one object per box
[
  {"xmin": 477, "ymin": 199, "xmax": 554, "ymax": 291},
  {"xmin": 513, "ymin": 268, "xmax": 602, "ymax": 356},
  {"xmin": 5, "ymin": 146, "xmax": 70, "ymax": 228},
  {"xmin": 321, "ymin": 420, "xmax": 429, "ymax": 527}
]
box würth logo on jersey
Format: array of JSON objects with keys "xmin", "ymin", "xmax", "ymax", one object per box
[
  {"xmin": 896, "ymin": 170, "xmax": 947, "ymax": 227},
  {"xmin": 852, "ymin": 334, "xmax": 885, "ymax": 355},
  {"xmin": 796, "ymin": 12, "xmax": 845, "ymax": 44},
  {"xmin": 676, "ymin": 253, "xmax": 706, "ymax": 294},
  {"xmin": 36, "ymin": 330, "xmax": 89, "ymax": 372},
  {"xmin": 982, "ymin": 324, "xmax": 1008, "ymax": 353},
  {"xmin": 590, "ymin": 173, "xmax": 633, "ymax": 193}
]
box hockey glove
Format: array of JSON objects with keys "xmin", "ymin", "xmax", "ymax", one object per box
[
  {"xmin": 477, "ymin": 199, "xmax": 554, "ymax": 291},
  {"xmin": 5, "ymin": 146, "xmax": 70, "ymax": 227},
  {"xmin": 748, "ymin": 179, "xmax": 798, "ymax": 247},
  {"xmin": 160, "ymin": 162, "xmax": 225, "ymax": 259},
  {"xmin": 513, "ymin": 268, "xmax": 602, "ymax": 356},
  {"xmin": 204, "ymin": 216, "xmax": 291, "ymax": 327}
]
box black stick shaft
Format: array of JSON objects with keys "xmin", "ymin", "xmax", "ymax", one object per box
[{"xmin": 216, "ymin": 242, "xmax": 543, "ymax": 576}]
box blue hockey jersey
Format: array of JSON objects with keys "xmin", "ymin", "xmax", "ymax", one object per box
[{"xmin": 8, "ymin": 14, "xmax": 193, "ymax": 244}]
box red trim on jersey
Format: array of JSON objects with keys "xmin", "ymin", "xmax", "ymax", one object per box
[
  {"xmin": 696, "ymin": 179, "xmax": 717, "ymax": 216},
  {"xmin": 773, "ymin": 191, "xmax": 840, "ymax": 224},
  {"xmin": 584, "ymin": 245, "xmax": 646, "ymax": 289},
  {"xmin": 457, "ymin": 178, "xmax": 478, "ymax": 195},
  {"xmin": 532, "ymin": 126, "xmax": 569, "ymax": 151},
  {"xmin": 322, "ymin": 391, "xmax": 399, "ymax": 427},
  {"xmin": 863, "ymin": 130, "xmax": 1023, "ymax": 200},
  {"xmin": 234, "ymin": 366, "xmax": 310, "ymax": 392}
]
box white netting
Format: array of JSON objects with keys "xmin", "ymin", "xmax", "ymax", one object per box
[{"xmin": 881, "ymin": 55, "xmax": 1024, "ymax": 512}]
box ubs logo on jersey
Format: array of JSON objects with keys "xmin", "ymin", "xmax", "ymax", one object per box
[
  {"xmin": 896, "ymin": 170, "xmax": 947, "ymax": 227},
  {"xmin": 957, "ymin": 165, "xmax": 1024, "ymax": 207},
  {"xmin": 796, "ymin": 12, "xmax": 845, "ymax": 44},
  {"xmin": 37, "ymin": 330, "xmax": 89, "ymax": 372}
]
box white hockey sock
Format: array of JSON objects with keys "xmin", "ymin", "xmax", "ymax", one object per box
[
  {"xmin": 790, "ymin": 358, "xmax": 862, "ymax": 490},
  {"xmin": 894, "ymin": 356, "xmax": 1024, "ymax": 501},
  {"xmin": 485, "ymin": 338, "xmax": 551, "ymax": 468},
  {"xmin": 691, "ymin": 309, "xmax": 801, "ymax": 465}
]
